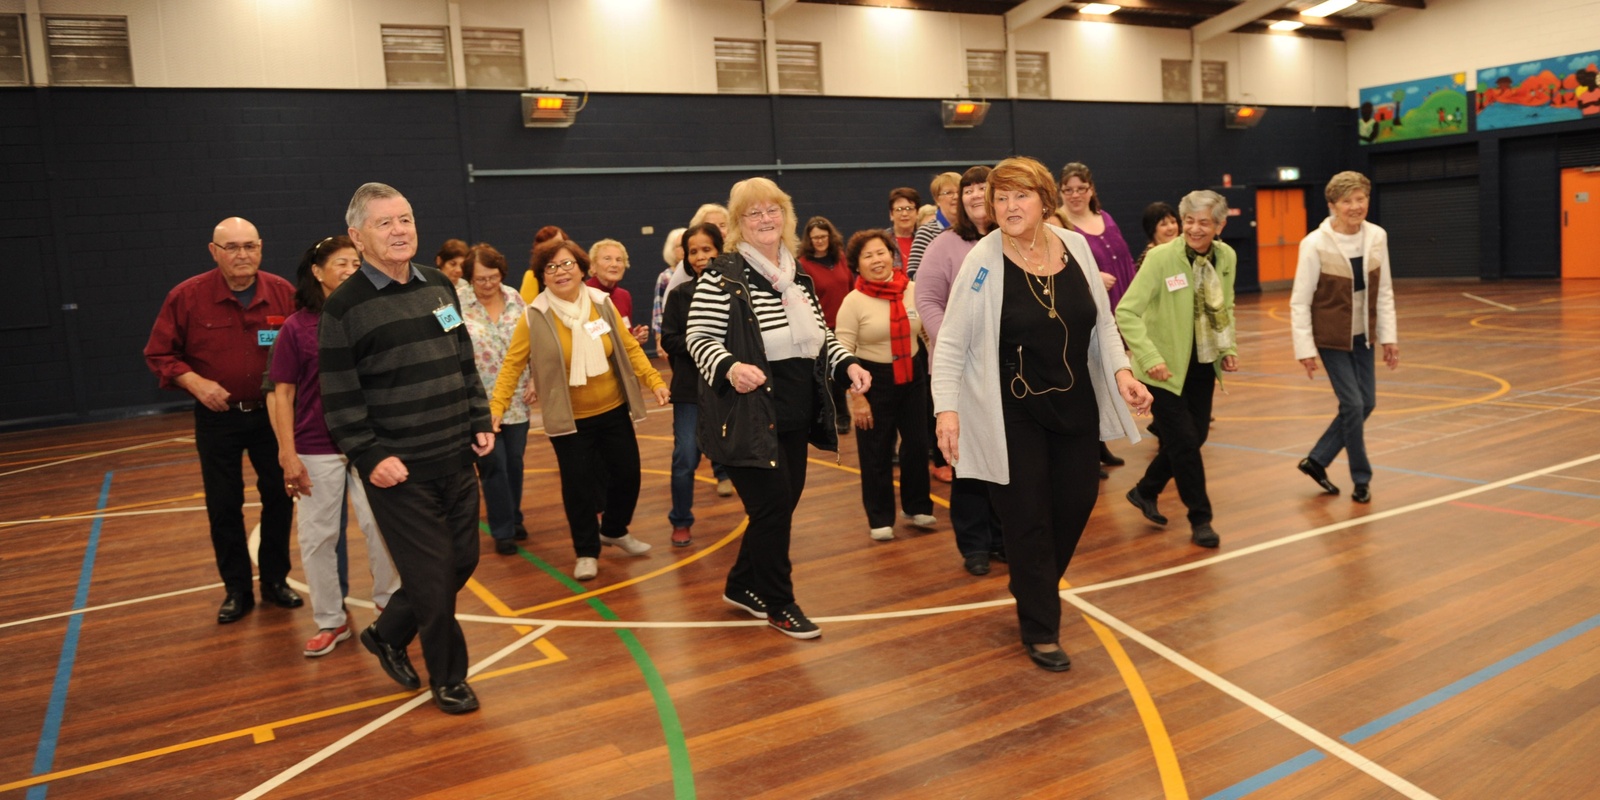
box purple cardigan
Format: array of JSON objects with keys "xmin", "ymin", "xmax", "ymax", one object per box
[
  {"xmin": 1072, "ymin": 211, "xmax": 1137, "ymax": 309},
  {"xmin": 913, "ymin": 228, "xmax": 980, "ymax": 348}
]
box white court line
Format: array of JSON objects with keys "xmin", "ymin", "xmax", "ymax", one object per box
[
  {"xmin": 1462, "ymin": 292, "xmax": 1518, "ymax": 312},
  {"xmin": 0, "ymin": 582, "xmax": 225, "ymax": 630},
  {"xmin": 0, "ymin": 504, "xmax": 218, "ymax": 527},
  {"xmin": 1063, "ymin": 594, "xmax": 1439, "ymax": 800},
  {"xmin": 0, "ymin": 437, "xmax": 190, "ymax": 478},
  {"xmin": 234, "ymin": 624, "xmax": 556, "ymax": 800}
]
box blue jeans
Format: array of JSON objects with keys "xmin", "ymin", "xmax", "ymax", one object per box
[
  {"xmin": 1310, "ymin": 335, "xmax": 1377, "ymax": 485},
  {"xmin": 477, "ymin": 421, "xmax": 530, "ymax": 541},
  {"xmin": 670, "ymin": 403, "xmax": 727, "ymax": 528}
]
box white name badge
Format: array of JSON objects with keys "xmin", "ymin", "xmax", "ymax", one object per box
[
  {"xmin": 433, "ymin": 304, "xmax": 463, "ymax": 331},
  {"xmin": 1165, "ymin": 273, "xmax": 1189, "ymax": 292},
  {"xmin": 583, "ymin": 317, "xmax": 612, "ymax": 339}
]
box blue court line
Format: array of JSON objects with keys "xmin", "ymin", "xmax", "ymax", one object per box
[
  {"xmin": 1205, "ymin": 612, "xmax": 1600, "ymax": 800},
  {"xmin": 28, "ymin": 471, "xmax": 113, "ymax": 800}
]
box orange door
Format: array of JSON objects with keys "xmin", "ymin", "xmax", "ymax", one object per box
[
  {"xmin": 1256, "ymin": 188, "xmax": 1308, "ymax": 283},
  {"xmin": 1562, "ymin": 168, "xmax": 1600, "ymax": 279}
]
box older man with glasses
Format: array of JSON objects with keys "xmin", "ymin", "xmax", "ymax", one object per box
[{"xmin": 145, "ymin": 217, "xmax": 302, "ymax": 624}]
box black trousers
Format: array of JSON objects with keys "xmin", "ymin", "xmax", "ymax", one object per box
[
  {"xmin": 192, "ymin": 405, "xmax": 293, "ymax": 595},
  {"xmin": 547, "ymin": 405, "xmax": 641, "ymax": 558},
  {"xmin": 853, "ymin": 357, "xmax": 932, "ymax": 528},
  {"xmin": 950, "ymin": 474, "xmax": 1002, "ymax": 557},
  {"xmin": 990, "ymin": 413, "xmax": 1099, "ymax": 645},
  {"xmin": 1136, "ymin": 348, "xmax": 1216, "ymax": 526},
  {"xmin": 724, "ymin": 428, "xmax": 810, "ymax": 609},
  {"xmin": 363, "ymin": 465, "xmax": 480, "ymax": 688}
]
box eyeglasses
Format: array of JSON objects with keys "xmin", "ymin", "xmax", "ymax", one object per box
[
  {"xmin": 216, "ymin": 241, "xmax": 262, "ymax": 254},
  {"xmin": 743, "ymin": 207, "xmax": 783, "ymax": 222},
  {"xmin": 892, "ymin": 206, "xmax": 917, "ymax": 214},
  {"xmin": 936, "ymin": 190, "xmax": 957, "ymax": 199},
  {"xmin": 544, "ymin": 259, "xmax": 580, "ymax": 274},
  {"xmin": 1060, "ymin": 186, "xmax": 1092, "ymax": 196},
  {"xmin": 471, "ymin": 272, "xmax": 503, "ymax": 285}
]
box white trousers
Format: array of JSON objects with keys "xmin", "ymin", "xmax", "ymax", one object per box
[{"xmin": 297, "ymin": 454, "xmax": 400, "ymax": 629}]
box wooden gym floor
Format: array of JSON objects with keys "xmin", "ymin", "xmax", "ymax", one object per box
[{"xmin": 3, "ymin": 280, "xmax": 1599, "ymax": 800}]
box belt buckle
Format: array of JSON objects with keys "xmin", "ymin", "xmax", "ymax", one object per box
[{"xmin": 234, "ymin": 401, "xmax": 261, "ymax": 412}]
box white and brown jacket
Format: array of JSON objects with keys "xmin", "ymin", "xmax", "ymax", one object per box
[{"xmin": 1289, "ymin": 217, "xmax": 1397, "ymax": 360}]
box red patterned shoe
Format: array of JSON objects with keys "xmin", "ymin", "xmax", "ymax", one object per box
[
  {"xmin": 671, "ymin": 526, "xmax": 693, "ymax": 547},
  {"xmin": 304, "ymin": 624, "xmax": 351, "ymax": 657}
]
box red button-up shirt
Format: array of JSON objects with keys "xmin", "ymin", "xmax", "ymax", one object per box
[{"xmin": 144, "ymin": 268, "xmax": 296, "ymax": 404}]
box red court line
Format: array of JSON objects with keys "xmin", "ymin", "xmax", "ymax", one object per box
[{"xmin": 1450, "ymin": 501, "xmax": 1600, "ymax": 528}]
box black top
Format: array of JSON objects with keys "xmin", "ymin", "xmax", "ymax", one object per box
[{"xmin": 998, "ymin": 253, "xmax": 1097, "ymax": 436}]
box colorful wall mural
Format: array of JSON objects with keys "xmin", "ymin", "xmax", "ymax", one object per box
[
  {"xmin": 1357, "ymin": 73, "xmax": 1469, "ymax": 146},
  {"xmin": 1476, "ymin": 51, "xmax": 1600, "ymax": 131}
]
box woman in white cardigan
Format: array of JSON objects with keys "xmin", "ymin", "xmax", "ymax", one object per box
[
  {"xmin": 1289, "ymin": 171, "xmax": 1398, "ymax": 504},
  {"xmin": 932, "ymin": 157, "xmax": 1151, "ymax": 673}
]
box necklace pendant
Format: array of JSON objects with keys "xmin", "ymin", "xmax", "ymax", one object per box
[
  {"xmin": 1042, "ymin": 288, "xmax": 1050, "ymax": 295},
  {"xmin": 1048, "ymin": 309, "xmax": 1058, "ymax": 318}
]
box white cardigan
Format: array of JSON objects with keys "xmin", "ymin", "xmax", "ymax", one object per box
[{"xmin": 930, "ymin": 225, "xmax": 1141, "ymax": 485}]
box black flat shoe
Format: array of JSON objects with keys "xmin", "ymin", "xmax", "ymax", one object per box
[
  {"xmin": 963, "ymin": 553, "xmax": 990, "ymax": 576},
  {"xmin": 217, "ymin": 592, "xmax": 254, "ymax": 624},
  {"xmin": 513, "ymin": 524, "xmax": 529, "ymax": 541},
  {"xmin": 361, "ymin": 624, "xmax": 421, "ymax": 690},
  {"xmin": 1126, "ymin": 488, "xmax": 1168, "ymax": 526},
  {"xmin": 432, "ymin": 681, "xmax": 480, "ymax": 714},
  {"xmin": 1297, "ymin": 458, "xmax": 1340, "ymax": 495},
  {"xmin": 1191, "ymin": 523, "xmax": 1220, "ymax": 548},
  {"xmin": 261, "ymin": 583, "xmax": 303, "ymax": 608},
  {"xmin": 988, "ymin": 549, "xmax": 1007, "ymax": 564},
  {"xmin": 1099, "ymin": 445, "xmax": 1124, "ymax": 467},
  {"xmin": 1352, "ymin": 483, "xmax": 1371, "ymax": 504},
  {"xmin": 1025, "ymin": 644, "xmax": 1072, "ymax": 672},
  {"xmin": 494, "ymin": 538, "xmax": 518, "ymax": 555},
  {"xmin": 1098, "ymin": 468, "xmax": 1109, "ymax": 480}
]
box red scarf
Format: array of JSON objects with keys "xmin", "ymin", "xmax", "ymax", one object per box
[{"xmin": 854, "ymin": 269, "xmax": 914, "ymax": 384}]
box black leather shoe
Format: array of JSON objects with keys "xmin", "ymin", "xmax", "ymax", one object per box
[
  {"xmin": 1098, "ymin": 468, "xmax": 1109, "ymax": 480},
  {"xmin": 217, "ymin": 592, "xmax": 254, "ymax": 624},
  {"xmin": 1352, "ymin": 483, "xmax": 1371, "ymax": 504},
  {"xmin": 261, "ymin": 583, "xmax": 303, "ymax": 608},
  {"xmin": 1298, "ymin": 458, "xmax": 1340, "ymax": 495},
  {"xmin": 494, "ymin": 538, "xmax": 518, "ymax": 555},
  {"xmin": 988, "ymin": 549, "xmax": 1007, "ymax": 564},
  {"xmin": 1099, "ymin": 445, "xmax": 1125, "ymax": 467},
  {"xmin": 1025, "ymin": 644, "xmax": 1072, "ymax": 672},
  {"xmin": 361, "ymin": 624, "xmax": 421, "ymax": 690},
  {"xmin": 513, "ymin": 523, "xmax": 529, "ymax": 541},
  {"xmin": 963, "ymin": 553, "xmax": 990, "ymax": 576},
  {"xmin": 432, "ymin": 681, "xmax": 480, "ymax": 714},
  {"xmin": 1126, "ymin": 488, "xmax": 1167, "ymax": 526},
  {"xmin": 1191, "ymin": 523, "xmax": 1220, "ymax": 548}
]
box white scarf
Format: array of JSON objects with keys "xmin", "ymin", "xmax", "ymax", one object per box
[
  {"xmin": 545, "ymin": 289, "xmax": 610, "ymax": 387},
  {"xmin": 736, "ymin": 242, "xmax": 824, "ymax": 358}
]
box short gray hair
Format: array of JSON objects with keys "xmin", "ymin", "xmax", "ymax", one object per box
[
  {"xmin": 346, "ymin": 182, "xmax": 404, "ymax": 229},
  {"xmin": 1324, "ymin": 171, "xmax": 1372, "ymax": 204},
  {"xmin": 1179, "ymin": 190, "xmax": 1228, "ymax": 225}
]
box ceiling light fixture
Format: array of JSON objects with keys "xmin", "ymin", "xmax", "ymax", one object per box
[
  {"xmin": 1302, "ymin": 0, "xmax": 1357, "ymax": 18},
  {"xmin": 1079, "ymin": 3, "xmax": 1122, "ymax": 14},
  {"xmin": 1269, "ymin": 20, "xmax": 1305, "ymax": 30}
]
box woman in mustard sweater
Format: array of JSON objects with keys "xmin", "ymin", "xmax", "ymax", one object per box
[{"xmin": 491, "ymin": 239, "xmax": 669, "ymax": 581}]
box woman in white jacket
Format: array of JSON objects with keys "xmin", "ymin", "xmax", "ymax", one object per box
[{"xmin": 1289, "ymin": 171, "xmax": 1399, "ymax": 504}]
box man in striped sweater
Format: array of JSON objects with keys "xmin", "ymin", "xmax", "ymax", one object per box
[{"xmin": 319, "ymin": 182, "xmax": 495, "ymax": 715}]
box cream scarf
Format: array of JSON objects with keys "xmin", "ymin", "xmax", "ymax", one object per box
[
  {"xmin": 736, "ymin": 241, "xmax": 824, "ymax": 358},
  {"xmin": 1190, "ymin": 250, "xmax": 1235, "ymax": 363},
  {"xmin": 545, "ymin": 289, "xmax": 611, "ymax": 386}
]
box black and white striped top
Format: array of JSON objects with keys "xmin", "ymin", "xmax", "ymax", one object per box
[{"xmin": 685, "ymin": 260, "xmax": 852, "ymax": 385}]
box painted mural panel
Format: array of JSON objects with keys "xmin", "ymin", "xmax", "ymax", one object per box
[
  {"xmin": 1476, "ymin": 51, "xmax": 1600, "ymax": 131},
  {"xmin": 1357, "ymin": 73, "xmax": 1469, "ymax": 145}
]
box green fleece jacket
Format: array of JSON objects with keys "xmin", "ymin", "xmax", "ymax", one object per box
[{"xmin": 1115, "ymin": 238, "xmax": 1237, "ymax": 395}]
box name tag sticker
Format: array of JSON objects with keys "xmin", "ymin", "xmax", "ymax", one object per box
[
  {"xmin": 434, "ymin": 304, "xmax": 463, "ymax": 332},
  {"xmin": 257, "ymin": 330, "xmax": 277, "ymax": 346},
  {"xmin": 584, "ymin": 318, "xmax": 612, "ymax": 339},
  {"xmin": 970, "ymin": 266, "xmax": 989, "ymax": 292},
  {"xmin": 1165, "ymin": 273, "xmax": 1189, "ymax": 292}
]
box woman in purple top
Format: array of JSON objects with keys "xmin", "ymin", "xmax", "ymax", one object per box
[
  {"xmin": 1055, "ymin": 162, "xmax": 1136, "ymax": 470},
  {"xmin": 266, "ymin": 236, "xmax": 400, "ymax": 658}
]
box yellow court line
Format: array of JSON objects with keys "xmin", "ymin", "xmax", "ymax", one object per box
[
  {"xmin": 1220, "ymin": 363, "xmax": 1510, "ymax": 421},
  {"xmin": 1468, "ymin": 314, "xmax": 1600, "ymax": 338}
]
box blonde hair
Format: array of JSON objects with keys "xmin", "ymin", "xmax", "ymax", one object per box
[
  {"xmin": 1325, "ymin": 171, "xmax": 1372, "ymax": 204},
  {"xmin": 929, "ymin": 171, "xmax": 961, "ymax": 198},
  {"xmin": 690, "ymin": 203, "xmax": 729, "ymax": 230},
  {"xmin": 916, "ymin": 204, "xmax": 937, "ymax": 227},
  {"xmin": 724, "ymin": 177, "xmax": 799, "ymax": 255},
  {"xmin": 590, "ymin": 238, "xmax": 629, "ymax": 268},
  {"xmin": 661, "ymin": 227, "xmax": 687, "ymax": 267},
  {"xmin": 985, "ymin": 157, "xmax": 1060, "ymax": 222}
]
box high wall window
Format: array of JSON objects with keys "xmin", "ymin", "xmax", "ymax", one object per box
[
  {"xmin": 776, "ymin": 41, "xmax": 821, "ymax": 95},
  {"xmin": 44, "ymin": 16, "xmax": 132, "ymax": 86},
  {"xmin": 1016, "ymin": 51, "xmax": 1049, "ymax": 99},
  {"xmin": 381, "ymin": 25, "xmax": 452, "ymax": 88},
  {"xmin": 0, "ymin": 15, "xmax": 27, "ymax": 85},
  {"xmin": 1161, "ymin": 59, "xmax": 1228, "ymax": 103},
  {"xmin": 715, "ymin": 38, "xmax": 765, "ymax": 94},
  {"xmin": 462, "ymin": 27, "xmax": 524, "ymax": 89},
  {"xmin": 965, "ymin": 50, "xmax": 1005, "ymax": 99}
]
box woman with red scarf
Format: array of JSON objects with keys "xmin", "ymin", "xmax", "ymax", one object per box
[{"xmin": 835, "ymin": 230, "xmax": 936, "ymax": 542}]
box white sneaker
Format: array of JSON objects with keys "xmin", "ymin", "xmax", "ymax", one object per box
[
  {"xmin": 904, "ymin": 513, "xmax": 938, "ymax": 529},
  {"xmin": 600, "ymin": 533, "xmax": 652, "ymax": 555},
  {"xmin": 573, "ymin": 557, "xmax": 598, "ymax": 581},
  {"xmin": 869, "ymin": 526, "xmax": 894, "ymax": 541}
]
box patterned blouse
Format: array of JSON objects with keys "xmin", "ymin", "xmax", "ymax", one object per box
[{"xmin": 461, "ymin": 283, "xmax": 531, "ymax": 425}]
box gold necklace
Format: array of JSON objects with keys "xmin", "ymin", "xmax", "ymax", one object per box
[
  {"xmin": 1009, "ymin": 262, "xmax": 1076, "ymax": 398},
  {"xmin": 1005, "ymin": 225, "xmax": 1048, "ymax": 273}
]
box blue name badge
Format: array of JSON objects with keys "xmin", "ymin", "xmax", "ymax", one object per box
[
  {"xmin": 434, "ymin": 303, "xmax": 463, "ymax": 332},
  {"xmin": 970, "ymin": 266, "xmax": 989, "ymax": 292},
  {"xmin": 257, "ymin": 330, "xmax": 277, "ymax": 347}
]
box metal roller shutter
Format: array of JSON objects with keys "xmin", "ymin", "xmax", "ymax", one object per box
[{"xmin": 1375, "ymin": 178, "xmax": 1480, "ymax": 278}]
